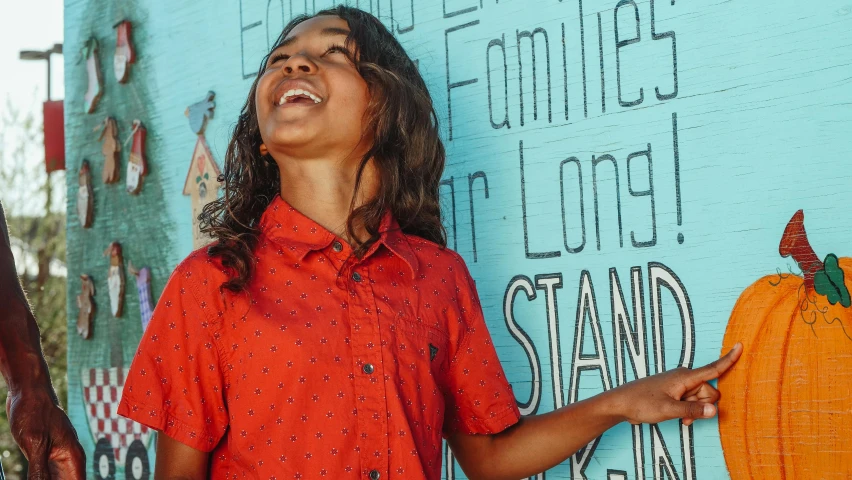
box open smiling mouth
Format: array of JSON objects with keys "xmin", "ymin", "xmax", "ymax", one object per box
[{"xmin": 278, "ymin": 89, "xmax": 324, "ymax": 107}]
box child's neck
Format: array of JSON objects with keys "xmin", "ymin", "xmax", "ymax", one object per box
[{"xmin": 277, "ymin": 157, "xmax": 378, "ymax": 246}]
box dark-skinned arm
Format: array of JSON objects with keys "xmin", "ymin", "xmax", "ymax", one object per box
[
  {"xmin": 448, "ymin": 344, "xmax": 742, "ymax": 480},
  {"xmin": 153, "ymin": 434, "xmax": 210, "ymax": 480},
  {"xmin": 0, "ymin": 201, "xmax": 86, "ymax": 478}
]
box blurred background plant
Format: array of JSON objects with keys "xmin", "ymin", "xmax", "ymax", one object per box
[{"xmin": 0, "ymin": 96, "xmax": 68, "ymax": 478}]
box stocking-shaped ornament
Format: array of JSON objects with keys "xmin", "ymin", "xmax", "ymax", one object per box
[
  {"xmin": 126, "ymin": 120, "xmax": 147, "ymax": 194},
  {"xmin": 98, "ymin": 117, "xmax": 120, "ymax": 184},
  {"xmin": 77, "ymin": 160, "xmax": 94, "ymax": 228},
  {"xmin": 105, "ymin": 242, "xmax": 125, "ymax": 317},
  {"xmin": 113, "ymin": 20, "xmax": 136, "ymax": 83},
  {"xmin": 82, "ymin": 37, "xmax": 103, "ymax": 113},
  {"xmin": 76, "ymin": 274, "xmax": 95, "ymax": 339}
]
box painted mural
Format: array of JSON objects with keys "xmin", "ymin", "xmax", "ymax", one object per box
[
  {"xmin": 63, "ymin": 0, "xmax": 852, "ymax": 478},
  {"xmin": 718, "ymin": 210, "xmax": 852, "ymax": 478}
]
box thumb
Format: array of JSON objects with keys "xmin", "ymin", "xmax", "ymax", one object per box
[{"xmin": 671, "ymin": 400, "xmax": 715, "ymax": 420}]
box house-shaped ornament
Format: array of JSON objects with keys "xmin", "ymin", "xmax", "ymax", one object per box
[
  {"xmin": 182, "ymin": 91, "xmax": 219, "ymax": 249},
  {"xmin": 182, "ymin": 136, "xmax": 220, "ymax": 249}
]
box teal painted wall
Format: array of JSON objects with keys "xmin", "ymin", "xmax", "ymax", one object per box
[{"xmin": 64, "ymin": 0, "xmax": 852, "ymax": 478}]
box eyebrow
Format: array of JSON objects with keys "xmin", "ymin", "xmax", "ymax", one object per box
[{"xmin": 277, "ymin": 27, "xmax": 351, "ymax": 49}]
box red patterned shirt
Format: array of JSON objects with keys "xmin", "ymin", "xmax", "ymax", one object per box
[{"xmin": 117, "ymin": 194, "xmax": 520, "ymax": 479}]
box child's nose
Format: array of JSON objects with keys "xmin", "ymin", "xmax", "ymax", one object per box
[{"xmin": 283, "ymin": 53, "xmax": 316, "ymax": 74}]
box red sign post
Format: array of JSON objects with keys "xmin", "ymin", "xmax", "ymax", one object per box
[{"xmin": 43, "ymin": 100, "xmax": 65, "ymax": 173}]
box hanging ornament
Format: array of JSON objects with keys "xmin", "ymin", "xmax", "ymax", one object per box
[
  {"xmin": 183, "ymin": 137, "xmax": 221, "ymax": 249},
  {"xmin": 125, "ymin": 120, "xmax": 147, "ymax": 194},
  {"xmin": 104, "ymin": 242, "xmax": 125, "ymax": 318},
  {"xmin": 82, "ymin": 37, "xmax": 103, "ymax": 114},
  {"xmin": 96, "ymin": 117, "xmax": 120, "ymax": 184},
  {"xmin": 128, "ymin": 262, "xmax": 154, "ymax": 331},
  {"xmin": 113, "ymin": 20, "xmax": 136, "ymax": 83},
  {"xmin": 77, "ymin": 160, "xmax": 94, "ymax": 228},
  {"xmin": 76, "ymin": 274, "xmax": 96, "ymax": 339},
  {"xmin": 185, "ymin": 91, "xmax": 215, "ymax": 135},
  {"xmin": 183, "ymin": 91, "xmax": 221, "ymax": 248}
]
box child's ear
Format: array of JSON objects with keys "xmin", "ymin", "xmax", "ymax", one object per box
[{"xmin": 259, "ymin": 143, "xmax": 269, "ymax": 156}]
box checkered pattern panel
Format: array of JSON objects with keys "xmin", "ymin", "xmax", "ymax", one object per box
[{"xmin": 82, "ymin": 367, "xmax": 152, "ymax": 466}]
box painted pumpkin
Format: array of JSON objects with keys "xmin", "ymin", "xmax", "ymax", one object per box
[{"xmin": 719, "ymin": 210, "xmax": 852, "ymax": 478}]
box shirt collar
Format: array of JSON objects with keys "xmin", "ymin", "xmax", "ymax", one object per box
[{"xmin": 258, "ymin": 194, "xmax": 419, "ymax": 278}]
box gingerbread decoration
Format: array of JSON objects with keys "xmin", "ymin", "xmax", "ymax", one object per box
[
  {"xmin": 125, "ymin": 120, "xmax": 147, "ymax": 194},
  {"xmin": 82, "ymin": 37, "xmax": 103, "ymax": 113},
  {"xmin": 77, "ymin": 160, "xmax": 94, "ymax": 228},
  {"xmin": 183, "ymin": 91, "xmax": 221, "ymax": 248},
  {"xmin": 76, "ymin": 274, "xmax": 96, "ymax": 339},
  {"xmin": 113, "ymin": 20, "xmax": 136, "ymax": 83},
  {"xmin": 97, "ymin": 117, "xmax": 120, "ymax": 184},
  {"xmin": 128, "ymin": 262, "xmax": 154, "ymax": 331},
  {"xmin": 104, "ymin": 242, "xmax": 125, "ymax": 318}
]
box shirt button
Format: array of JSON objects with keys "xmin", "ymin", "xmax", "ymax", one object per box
[
  {"xmin": 352, "ymin": 271, "xmax": 362, "ymax": 282},
  {"xmin": 362, "ymin": 363, "xmax": 374, "ymax": 374},
  {"xmin": 369, "ymin": 470, "xmax": 380, "ymax": 480},
  {"xmin": 332, "ymin": 241, "xmax": 343, "ymax": 252}
]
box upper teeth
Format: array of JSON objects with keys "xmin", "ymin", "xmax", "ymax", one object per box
[{"xmin": 279, "ymin": 89, "xmax": 322, "ymax": 105}]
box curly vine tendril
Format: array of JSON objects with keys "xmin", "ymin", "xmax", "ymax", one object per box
[
  {"xmin": 768, "ymin": 267, "xmax": 791, "ymax": 287},
  {"xmin": 796, "ymin": 282, "xmax": 852, "ymax": 341}
]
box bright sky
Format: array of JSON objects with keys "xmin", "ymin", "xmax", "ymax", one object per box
[
  {"xmin": 0, "ymin": 0, "xmax": 65, "ymax": 110},
  {"xmin": 0, "ymin": 0, "xmax": 65, "ymax": 210}
]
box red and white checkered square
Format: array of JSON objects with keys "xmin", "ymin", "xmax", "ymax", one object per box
[{"xmin": 82, "ymin": 367, "xmax": 152, "ymax": 466}]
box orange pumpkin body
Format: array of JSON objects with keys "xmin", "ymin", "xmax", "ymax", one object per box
[{"xmin": 719, "ymin": 258, "xmax": 852, "ymax": 478}]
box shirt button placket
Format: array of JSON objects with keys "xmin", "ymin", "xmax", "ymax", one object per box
[{"xmin": 348, "ymin": 264, "xmax": 387, "ymax": 479}]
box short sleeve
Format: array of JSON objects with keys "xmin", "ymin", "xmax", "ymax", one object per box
[
  {"xmin": 117, "ymin": 256, "xmax": 229, "ymax": 452},
  {"xmin": 441, "ymin": 255, "xmax": 521, "ymax": 437}
]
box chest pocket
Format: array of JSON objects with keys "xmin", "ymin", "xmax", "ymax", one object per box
[{"xmin": 391, "ymin": 314, "xmax": 450, "ymax": 379}]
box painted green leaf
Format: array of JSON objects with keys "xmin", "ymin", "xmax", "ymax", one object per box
[
  {"xmin": 814, "ymin": 254, "xmax": 851, "ymax": 308},
  {"xmin": 196, "ymin": 175, "xmax": 202, "ymax": 184}
]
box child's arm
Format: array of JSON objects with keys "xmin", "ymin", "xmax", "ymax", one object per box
[
  {"xmin": 154, "ymin": 434, "xmax": 210, "ymax": 479},
  {"xmin": 447, "ymin": 344, "xmax": 742, "ymax": 480}
]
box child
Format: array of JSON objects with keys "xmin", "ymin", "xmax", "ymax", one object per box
[{"xmin": 117, "ymin": 6, "xmax": 741, "ymax": 479}]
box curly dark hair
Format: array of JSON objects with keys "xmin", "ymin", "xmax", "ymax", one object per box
[{"xmin": 199, "ymin": 5, "xmax": 447, "ymax": 293}]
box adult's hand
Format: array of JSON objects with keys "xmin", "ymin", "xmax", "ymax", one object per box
[
  {"xmin": 7, "ymin": 385, "xmax": 86, "ymax": 479},
  {"xmin": 0, "ymin": 202, "xmax": 86, "ymax": 478}
]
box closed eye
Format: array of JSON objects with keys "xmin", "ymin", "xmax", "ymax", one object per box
[
  {"xmin": 267, "ymin": 44, "xmax": 348, "ymax": 69},
  {"xmin": 324, "ymin": 44, "xmax": 348, "ymax": 56},
  {"xmin": 267, "ymin": 52, "xmax": 289, "ymax": 67}
]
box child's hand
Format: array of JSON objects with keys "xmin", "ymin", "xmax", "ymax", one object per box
[{"xmin": 614, "ymin": 343, "xmax": 742, "ymax": 426}]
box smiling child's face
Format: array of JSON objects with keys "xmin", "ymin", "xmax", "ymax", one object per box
[{"xmin": 255, "ymin": 15, "xmax": 372, "ymax": 160}]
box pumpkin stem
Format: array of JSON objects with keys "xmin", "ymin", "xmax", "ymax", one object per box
[{"xmin": 779, "ymin": 210, "xmax": 822, "ymax": 290}]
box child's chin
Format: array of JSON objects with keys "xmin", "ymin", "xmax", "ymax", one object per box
[{"xmin": 269, "ymin": 127, "xmax": 316, "ymax": 144}]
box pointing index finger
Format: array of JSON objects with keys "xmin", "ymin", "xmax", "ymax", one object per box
[{"xmin": 695, "ymin": 342, "xmax": 742, "ymax": 381}]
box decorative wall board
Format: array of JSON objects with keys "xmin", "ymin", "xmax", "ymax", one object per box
[{"xmin": 65, "ymin": 0, "xmax": 852, "ymax": 478}]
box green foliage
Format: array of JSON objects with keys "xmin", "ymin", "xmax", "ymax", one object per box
[{"xmin": 814, "ymin": 254, "xmax": 851, "ymax": 308}]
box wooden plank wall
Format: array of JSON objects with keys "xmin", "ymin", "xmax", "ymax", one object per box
[{"xmin": 64, "ymin": 0, "xmax": 852, "ymax": 478}]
